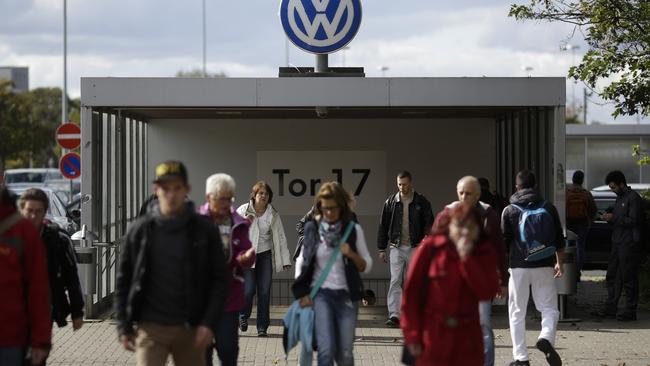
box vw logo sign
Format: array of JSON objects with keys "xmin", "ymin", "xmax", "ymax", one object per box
[{"xmin": 280, "ymin": 0, "xmax": 362, "ymax": 54}]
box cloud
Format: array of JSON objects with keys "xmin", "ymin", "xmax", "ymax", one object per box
[{"xmin": 0, "ymin": 0, "xmax": 646, "ymax": 123}]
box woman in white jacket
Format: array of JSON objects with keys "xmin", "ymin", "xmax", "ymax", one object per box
[{"xmin": 237, "ymin": 181, "xmax": 292, "ymax": 337}]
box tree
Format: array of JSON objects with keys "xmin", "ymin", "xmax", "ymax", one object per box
[
  {"xmin": 509, "ymin": 1, "xmax": 650, "ymax": 118},
  {"xmin": 175, "ymin": 69, "xmax": 227, "ymax": 78},
  {"xmin": 0, "ymin": 80, "xmax": 30, "ymax": 173}
]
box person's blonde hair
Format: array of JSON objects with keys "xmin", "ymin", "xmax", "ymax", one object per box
[{"xmin": 314, "ymin": 181, "xmax": 353, "ymax": 221}]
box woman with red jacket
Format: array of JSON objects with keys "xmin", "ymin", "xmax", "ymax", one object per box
[
  {"xmin": 0, "ymin": 186, "xmax": 51, "ymax": 365},
  {"xmin": 401, "ymin": 203, "xmax": 499, "ymax": 366}
]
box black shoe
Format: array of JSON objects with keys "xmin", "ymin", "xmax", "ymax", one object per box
[
  {"xmin": 536, "ymin": 338, "xmax": 562, "ymax": 366},
  {"xmin": 508, "ymin": 360, "xmax": 530, "ymax": 366},
  {"xmin": 616, "ymin": 313, "xmax": 637, "ymax": 322},
  {"xmin": 385, "ymin": 317, "xmax": 399, "ymax": 327},
  {"xmin": 257, "ymin": 330, "xmax": 268, "ymax": 337},
  {"xmin": 239, "ymin": 319, "xmax": 248, "ymax": 332}
]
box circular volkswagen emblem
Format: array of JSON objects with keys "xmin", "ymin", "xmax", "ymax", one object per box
[{"xmin": 279, "ymin": 0, "xmax": 362, "ymax": 54}]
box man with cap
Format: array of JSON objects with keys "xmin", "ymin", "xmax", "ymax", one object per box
[{"xmin": 115, "ymin": 161, "xmax": 229, "ymax": 366}]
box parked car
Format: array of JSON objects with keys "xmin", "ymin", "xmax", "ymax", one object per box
[
  {"xmin": 3, "ymin": 168, "xmax": 63, "ymax": 184},
  {"xmin": 7, "ymin": 186, "xmax": 80, "ymax": 235}
]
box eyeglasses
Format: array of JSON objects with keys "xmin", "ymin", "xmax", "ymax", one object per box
[{"xmin": 321, "ymin": 205, "xmax": 340, "ymax": 212}]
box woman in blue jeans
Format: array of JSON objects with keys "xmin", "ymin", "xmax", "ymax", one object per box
[
  {"xmin": 293, "ymin": 181, "xmax": 373, "ymax": 366},
  {"xmin": 237, "ymin": 181, "xmax": 292, "ymax": 337}
]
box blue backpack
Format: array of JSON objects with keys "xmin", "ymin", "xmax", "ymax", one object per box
[{"xmin": 511, "ymin": 202, "xmax": 557, "ymax": 261}]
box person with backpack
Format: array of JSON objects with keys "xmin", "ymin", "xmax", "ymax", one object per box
[
  {"xmin": 595, "ymin": 170, "xmax": 644, "ymax": 322},
  {"xmin": 501, "ymin": 170, "xmax": 564, "ymax": 366},
  {"xmin": 0, "ymin": 186, "xmax": 51, "ymax": 366},
  {"xmin": 565, "ymin": 170, "xmax": 597, "ymax": 279},
  {"xmin": 293, "ymin": 181, "xmax": 373, "ymax": 366},
  {"xmin": 18, "ymin": 188, "xmax": 85, "ymax": 334},
  {"xmin": 401, "ymin": 203, "xmax": 499, "ymax": 366},
  {"xmin": 114, "ymin": 161, "xmax": 228, "ymax": 366}
]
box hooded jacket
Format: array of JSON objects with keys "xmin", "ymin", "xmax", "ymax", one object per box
[
  {"xmin": 501, "ymin": 189, "xmax": 564, "ymax": 269},
  {"xmin": 0, "ymin": 204, "xmax": 52, "ymax": 349},
  {"xmin": 237, "ymin": 202, "xmax": 291, "ymax": 272},
  {"xmin": 610, "ymin": 186, "xmax": 644, "ymax": 245}
]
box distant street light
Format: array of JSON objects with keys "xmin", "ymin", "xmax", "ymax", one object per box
[
  {"xmin": 522, "ymin": 66, "xmax": 533, "ymax": 77},
  {"xmin": 202, "ymin": 0, "xmax": 207, "ymax": 77},
  {"xmin": 378, "ymin": 66, "xmax": 389, "ymax": 77},
  {"xmin": 561, "ymin": 43, "xmax": 581, "ymax": 113},
  {"xmin": 340, "ymin": 46, "xmax": 350, "ymax": 67}
]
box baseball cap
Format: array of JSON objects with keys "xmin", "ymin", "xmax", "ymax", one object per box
[{"xmin": 154, "ymin": 161, "xmax": 188, "ymax": 184}]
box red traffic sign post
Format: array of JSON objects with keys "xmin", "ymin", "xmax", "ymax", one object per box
[
  {"xmin": 59, "ymin": 152, "xmax": 81, "ymax": 180},
  {"xmin": 56, "ymin": 123, "xmax": 81, "ymax": 150}
]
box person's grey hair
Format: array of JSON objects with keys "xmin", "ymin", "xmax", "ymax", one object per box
[
  {"xmin": 205, "ymin": 173, "xmax": 236, "ymax": 197},
  {"xmin": 457, "ymin": 176, "xmax": 481, "ymax": 193}
]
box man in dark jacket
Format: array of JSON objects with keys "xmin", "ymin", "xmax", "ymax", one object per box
[
  {"xmin": 114, "ymin": 161, "xmax": 228, "ymax": 366},
  {"xmin": 377, "ymin": 171, "xmax": 433, "ymax": 327},
  {"xmin": 19, "ymin": 188, "xmax": 85, "ymax": 332},
  {"xmin": 598, "ymin": 170, "xmax": 644, "ymax": 321},
  {"xmin": 502, "ymin": 170, "xmax": 564, "ymax": 366},
  {"xmin": 0, "ymin": 186, "xmax": 51, "ymax": 366}
]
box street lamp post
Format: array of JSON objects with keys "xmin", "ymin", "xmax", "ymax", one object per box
[
  {"xmin": 62, "ymin": 0, "xmax": 67, "ymax": 124},
  {"xmin": 562, "ymin": 44, "xmax": 581, "ymax": 116},
  {"xmin": 202, "ymin": 0, "xmax": 207, "ymax": 77},
  {"xmin": 379, "ymin": 66, "xmax": 389, "ymax": 77}
]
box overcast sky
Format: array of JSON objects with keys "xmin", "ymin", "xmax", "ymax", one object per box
[{"xmin": 1, "ymin": 0, "xmax": 646, "ymax": 124}]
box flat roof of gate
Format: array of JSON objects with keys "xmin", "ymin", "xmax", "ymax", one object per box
[{"xmin": 81, "ymin": 77, "xmax": 566, "ymax": 112}]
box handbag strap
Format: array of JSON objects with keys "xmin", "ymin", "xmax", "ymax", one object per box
[{"xmin": 309, "ymin": 221, "xmax": 355, "ymax": 299}]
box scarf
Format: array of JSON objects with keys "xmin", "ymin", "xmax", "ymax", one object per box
[{"xmin": 319, "ymin": 220, "xmax": 342, "ymax": 248}]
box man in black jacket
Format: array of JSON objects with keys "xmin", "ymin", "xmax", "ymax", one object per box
[
  {"xmin": 502, "ymin": 170, "xmax": 564, "ymax": 366},
  {"xmin": 115, "ymin": 161, "xmax": 228, "ymax": 366},
  {"xmin": 598, "ymin": 170, "xmax": 644, "ymax": 321},
  {"xmin": 19, "ymin": 188, "xmax": 85, "ymax": 331},
  {"xmin": 377, "ymin": 171, "xmax": 433, "ymax": 327}
]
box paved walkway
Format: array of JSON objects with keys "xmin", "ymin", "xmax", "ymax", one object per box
[{"xmin": 49, "ymin": 276, "xmax": 650, "ymax": 365}]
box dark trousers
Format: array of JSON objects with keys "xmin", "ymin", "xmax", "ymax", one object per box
[
  {"xmin": 206, "ymin": 311, "xmax": 239, "ymax": 366},
  {"xmin": 240, "ymin": 251, "xmax": 273, "ymax": 332},
  {"xmin": 605, "ymin": 242, "xmax": 640, "ymax": 316}
]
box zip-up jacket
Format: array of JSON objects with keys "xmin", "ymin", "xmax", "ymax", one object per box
[
  {"xmin": 41, "ymin": 223, "xmax": 84, "ymax": 327},
  {"xmin": 377, "ymin": 191, "xmax": 434, "ymax": 250},
  {"xmin": 237, "ymin": 202, "xmax": 291, "ymax": 272},
  {"xmin": 199, "ymin": 203, "xmax": 255, "ymax": 312},
  {"xmin": 115, "ymin": 203, "xmax": 228, "ymax": 336},
  {"xmin": 293, "ymin": 219, "xmax": 366, "ymax": 301},
  {"xmin": 0, "ymin": 205, "xmax": 52, "ymax": 349},
  {"xmin": 611, "ymin": 186, "xmax": 644, "ymax": 245},
  {"xmin": 501, "ymin": 189, "xmax": 564, "ymax": 269}
]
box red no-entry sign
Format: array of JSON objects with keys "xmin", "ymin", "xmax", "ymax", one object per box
[{"xmin": 56, "ymin": 122, "xmax": 81, "ymax": 150}]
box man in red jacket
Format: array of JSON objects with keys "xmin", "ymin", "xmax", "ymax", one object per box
[{"xmin": 0, "ymin": 186, "xmax": 51, "ymax": 365}]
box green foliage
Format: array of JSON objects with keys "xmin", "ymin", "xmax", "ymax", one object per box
[
  {"xmin": 175, "ymin": 69, "xmax": 227, "ymax": 78},
  {"xmin": 509, "ymin": 0, "xmax": 650, "ymax": 118},
  {"xmin": 0, "ymin": 83, "xmax": 80, "ymax": 171}
]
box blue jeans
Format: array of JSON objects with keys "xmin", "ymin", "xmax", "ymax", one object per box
[
  {"xmin": 313, "ymin": 289, "xmax": 358, "ymax": 366},
  {"xmin": 479, "ymin": 300, "xmax": 494, "ymax": 366},
  {"xmin": 206, "ymin": 311, "xmax": 239, "ymax": 366},
  {"xmin": 0, "ymin": 347, "xmax": 24, "ymax": 366},
  {"xmin": 240, "ymin": 250, "xmax": 273, "ymax": 332}
]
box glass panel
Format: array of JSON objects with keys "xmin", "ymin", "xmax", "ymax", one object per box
[
  {"xmin": 566, "ymin": 138, "xmax": 585, "ymax": 183},
  {"xmin": 586, "ymin": 138, "xmax": 639, "ymax": 190}
]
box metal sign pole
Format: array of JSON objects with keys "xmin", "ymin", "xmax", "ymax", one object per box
[{"xmin": 316, "ymin": 54, "xmax": 328, "ymax": 73}]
